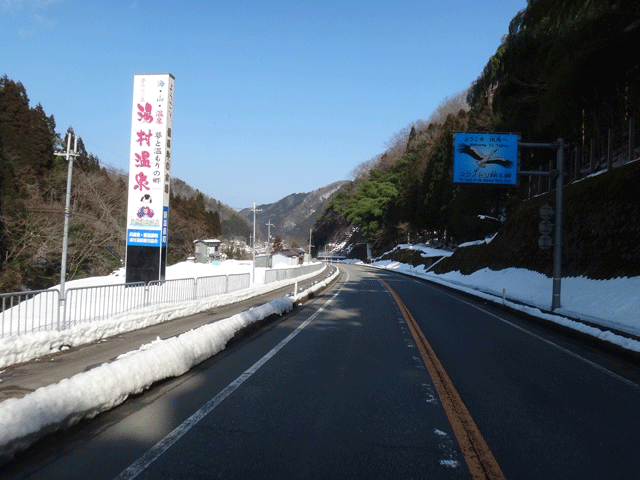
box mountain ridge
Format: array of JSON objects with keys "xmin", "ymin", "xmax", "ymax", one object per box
[{"xmin": 239, "ymin": 180, "xmax": 349, "ymax": 246}]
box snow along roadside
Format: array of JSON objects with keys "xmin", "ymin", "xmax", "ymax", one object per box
[
  {"xmin": 0, "ymin": 268, "xmax": 339, "ymax": 462},
  {"xmin": 369, "ymin": 263, "xmax": 640, "ymax": 354},
  {"xmin": 0, "ymin": 266, "xmax": 327, "ymax": 370}
]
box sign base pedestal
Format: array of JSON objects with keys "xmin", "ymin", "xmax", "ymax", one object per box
[{"xmin": 125, "ymin": 245, "xmax": 166, "ymax": 284}]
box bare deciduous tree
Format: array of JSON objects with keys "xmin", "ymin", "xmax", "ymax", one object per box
[
  {"xmin": 427, "ymin": 89, "xmax": 470, "ymax": 126},
  {"xmin": 345, "ymin": 88, "xmax": 471, "ymax": 185},
  {"xmin": 349, "ymin": 157, "xmax": 378, "ymax": 181}
]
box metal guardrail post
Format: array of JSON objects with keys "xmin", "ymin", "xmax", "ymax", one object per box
[
  {"xmin": 59, "ymin": 294, "xmax": 65, "ymax": 332},
  {"xmin": 630, "ymin": 117, "xmax": 636, "ymax": 163},
  {"xmin": 56, "ymin": 292, "xmax": 60, "ymax": 332},
  {"xmin": 552, "ymin": 139, "xmax": 564, "ymax": 310},
  {"xmin": 607, "ymin": 128, "xmax": 613, "ymax": 171}
]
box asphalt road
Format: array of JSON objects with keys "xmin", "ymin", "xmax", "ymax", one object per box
[
  {"xmin": 374, "ymin": 265, "xmax": 640, "ymax": 479},
  {"xmin": 2, "ymin": 263, "xmax": 639, "ymax": 479}
]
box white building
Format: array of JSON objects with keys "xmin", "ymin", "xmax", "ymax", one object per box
[{"xmin": 272, "ymin": 248, "xmax": 304, "ymax": 267}]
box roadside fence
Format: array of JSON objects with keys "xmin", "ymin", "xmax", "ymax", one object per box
[
  {"xmin": 0, "ymin": 272, "xmax": 250, "ymax": 338},
  {"xmin": 0, "ymin": 262, "xmax": 326, "ymax": 339},
  {"xmin": 264, "ymin": 263, "xmax": 324, "ymax": 284},
  {"xmin": 0, "ymin": 288, "xmax": 60, "ymax": 338},
  {"xmin": 523, "ymin": 117, "xmax": 639, "ymax": 198}
]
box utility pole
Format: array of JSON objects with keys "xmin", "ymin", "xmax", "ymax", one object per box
[
  {"xmin": 265, "ymin": 218, "xmax": 275, "ymax": 254},
  {"xmin": 251, "ymin": 202, "xmax": 262, "ymax": 284},
  {"xmin": 309, "ymin": 228, "xmax": 313, "ymax": 261},
  {"xmin": 54, "ymin": 133, "xmax": 78, "ymax": 309}
]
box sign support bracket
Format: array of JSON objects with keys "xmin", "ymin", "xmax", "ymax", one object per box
[{"xmin": 518, "ymin": 139, "xmax": 565, "ymax": 310}]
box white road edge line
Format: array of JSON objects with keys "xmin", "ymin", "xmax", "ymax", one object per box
[
  {"xmin": 409, "ymin": 277, "xmax": 640, "ymax": 389},
  {"xmin": 114, "ymin": 267, "xmax": 348, "ymax": 480}
]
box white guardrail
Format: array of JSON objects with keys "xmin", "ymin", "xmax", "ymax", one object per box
[
  {"xmin": 264, "ymin": 263, "xmax": 324, "ymax": 284},
  {"xmin": 0, "ymin": 263, "xmax": 325, "ymax": 338},
  {"xmin": 0, "ymin": 273, "xmax": 250, "ymax": 338}
]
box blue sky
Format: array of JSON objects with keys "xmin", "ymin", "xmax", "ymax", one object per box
[{"xmin": 2, "ymin": 0, "xmax": 526, "ymax": 210}]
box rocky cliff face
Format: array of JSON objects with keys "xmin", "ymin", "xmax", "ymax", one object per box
[{"xmin": 239, "ymin": 181, "xmax": 349, "ymax": 246}]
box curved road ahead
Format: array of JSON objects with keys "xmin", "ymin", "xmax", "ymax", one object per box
[{"xmin": 2, "ymin": 264, "xmax": 639, "ymax": 479}]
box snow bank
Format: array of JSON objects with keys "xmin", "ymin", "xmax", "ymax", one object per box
[
  {"xmin": 0, "ymin": 268, "xmax": 339, "ymax": 461},
  {"xmin": 0, "ymin": 298, "xmax": 292, "ymax": 460},
  {"xmin": 389, "ymin": 243, "xmax": 454, "ymax": 257},
  {"xmin": 369, "ymin": 258, "xmax": 640, "ymax": 353}
]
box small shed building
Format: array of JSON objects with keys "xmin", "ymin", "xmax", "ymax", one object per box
[
  {"xmin": 194, "ymin": 238, "xmax": 223, "ymax": 264},
  {"xmin": 272, "ymin": 248, "xmax": 304, "ymax": 267}
]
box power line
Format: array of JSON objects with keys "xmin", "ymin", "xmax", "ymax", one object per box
[{"xmin": 20, "ymin": 208, "xmax": 122, "ymax": 223}]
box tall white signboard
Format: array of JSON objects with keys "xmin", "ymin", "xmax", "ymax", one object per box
[{"xmin": 125, "ymin": 73, "xmax": 175, "ymax": 283}]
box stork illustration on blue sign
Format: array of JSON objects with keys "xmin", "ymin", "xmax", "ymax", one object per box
[{"xmin": 453, "ymin": 132, "xmax": 518, "ymax": 185}]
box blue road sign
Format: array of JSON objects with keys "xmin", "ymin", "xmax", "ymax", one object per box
[{"xmin": 453, "ymin": 132, "xmax": 518, "ymax": 185}]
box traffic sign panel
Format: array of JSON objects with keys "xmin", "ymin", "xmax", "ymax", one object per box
[
  {"xmin": 538, "ymin": 235, "xmax": 553, "ymax": 249},
  {"xmin": 539, "ymin": 220, "xmax": 553, "ymax": 235},
  {"xmin": 540, "ymin": 204, "xmax": 554, "ymax": 220}
]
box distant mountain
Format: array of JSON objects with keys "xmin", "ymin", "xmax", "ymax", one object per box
[{"xmin": 239, "ymin": 181, "xmax": 349, "ymax": 246}]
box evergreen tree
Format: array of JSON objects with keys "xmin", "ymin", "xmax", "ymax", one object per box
[
  {"xmin": 210, "ymin": 210, "xmax": 222, "ymax": 237},
  {"xmin": 189, "ymin": 192, "xmax": 207, "ymax": 223},
  {"xmin": 272, "ymin": 234, "xmax": 284, "ymax": 253},
  {"xmin": 0, "ymin": 76, "xmax": 54, "ymax": 179},
  {"xmin": 0, "ymin": 135, "xmax": 9, "ymax": 265},
  {"xmin": 204, "ymin": 209, "xmax": 221, "ymax": 238},
  {"xmin": 343, "ymin": 168, "xmax": 399, "ymax": 239},
  {"xmin": 36, "ymin": 103, "xmax": 59, "ymax": 152}
]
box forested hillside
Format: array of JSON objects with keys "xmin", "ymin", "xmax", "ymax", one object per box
[
  {"xmin": 0, "ymin": 75, "xmax": 251, "ymax": 292},
  {"xmin": 314, "ymin": 0, "xmax": 640, "ymax": 265}
]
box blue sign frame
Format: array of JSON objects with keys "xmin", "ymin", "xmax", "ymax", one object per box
[
  {"xmin": 453, "ymin": 132, "xmax": 518, "ymax": 185},
  {"xmin": 127, "ymin": 229, "xmax": 161, "ymax": 247}
]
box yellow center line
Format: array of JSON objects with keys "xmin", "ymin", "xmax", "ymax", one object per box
[{"xmin": 374, "ymin": 274, "xmax": 506, "ymax": 480}]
